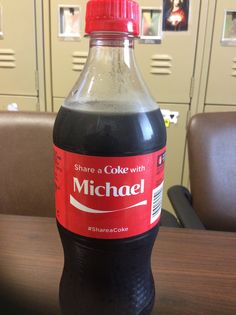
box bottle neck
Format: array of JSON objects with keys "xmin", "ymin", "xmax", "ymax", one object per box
[
  {"xmin": 87, "ymin": 32, "xmax": 135, "ymax": 72},
  {"xmin": 89, "ymin": 32, "xmax": 134, "ymax": 48}
]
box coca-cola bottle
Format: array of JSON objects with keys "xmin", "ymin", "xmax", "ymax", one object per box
[{"xmin": 53, "ymin": 0, "xmax": 166, "ymax": 314}]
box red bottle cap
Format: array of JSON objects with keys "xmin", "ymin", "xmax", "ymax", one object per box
[{"xmin": 85, "ymin": 0, "xmax": 140, "ymax": 36}]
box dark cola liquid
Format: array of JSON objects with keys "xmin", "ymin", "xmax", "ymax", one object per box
[{"xmin": 53, "ymin": 105, "xmax": 166, "ymax": 315}]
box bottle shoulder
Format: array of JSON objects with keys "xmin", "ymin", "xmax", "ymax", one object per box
[{"xmin": 64, "ymin": 44, "xmax": 158, "ymax": 113}]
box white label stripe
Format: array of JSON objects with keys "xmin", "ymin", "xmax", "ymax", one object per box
[{"xmin": 70, "ymin": 195, "xmax": 147, "ymax": 214}]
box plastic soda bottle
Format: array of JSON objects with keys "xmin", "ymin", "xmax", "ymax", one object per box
[{"xmin": 53, "ymin": 0, "xmax": 166, "ymax": 314}]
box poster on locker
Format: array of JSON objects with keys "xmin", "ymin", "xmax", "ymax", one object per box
[
  {"xmin": 140, "ymin": 7, "xmax": 162, "ymax": 44},
  {"xmin": 58, "ymin": 5, "xmax": 81, "ymax": 39},
  {"xmin": 222, "ymin": 10, "xmax": 236, "ymax": 46},
  {"xmin": 140, "ymin": 8, "xmax": 162, "ymax": 37},
  {"xmin": 162, "ymin": 0, "xmax": 189, "ymax": 31}
]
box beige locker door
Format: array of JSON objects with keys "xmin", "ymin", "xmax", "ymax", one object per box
[
  {"xmin": 51, "ymin": 0, "xmax": 89, "ymax": 99},
  {"xmin": 160, "ymin": 103, "xmax": 189, "ymax": 213},
  {"xmin": 0, "ymin": 96, "xmax": 38, "ymax": 111},
  {"xmin": 0, "ymin": 0, "xmax": 37, "ymax": 96},
  {"xmin": 205, "ymin": 105, "xmax": 236, "ymax": 112},
  {"xmin": 136, "ymin": 0, "xmax": 201, "ymax": 103},
  {"xmin": 206, "ymin": 0, "xmax": 236, "ymax": 105}
]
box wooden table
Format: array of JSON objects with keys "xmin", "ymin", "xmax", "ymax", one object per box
[{"xmin": 0, "ymin": 214, "xmax": 235, "ymax": 315}]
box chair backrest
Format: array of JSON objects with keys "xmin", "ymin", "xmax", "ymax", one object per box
[
  {"xmin": 188, "ymin": 112, "xmax": 236, "ymax": 232},
  {"xmin": 0, "ymin": 111, "xmax": 56, "ymax": 217}
]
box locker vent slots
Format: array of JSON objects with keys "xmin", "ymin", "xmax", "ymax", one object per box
[
  {"xmin": 150, "ymin": 54, "xmax": 172, "ymax": 75},
  {"xmin": 232, "ymin": 57, "xmax": 236, "ymax": 77},
  {"xmin": 0, "ymin": 49, "xmax": 16, "ymax": 68},
  {"xmin": 72, "ymin": 51, "xmax": 88, "ymax": 72}
]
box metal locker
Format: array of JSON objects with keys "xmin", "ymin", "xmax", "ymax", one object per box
[
  {"xmin": 136, "ymin": 0, "xmax": 201, "ymax": 104},
  {"xmin": 0, "ymin": 0, "xmax": 38, "ymax": 105},
  {"xmin": 0, "ymin": 96, "xmax": 38, "ymax": 111},
  {"xmin": 206, "ymin": 0, "xmax": 236, "ymax": 105},
  {"xmin": 50, "ymin": 0, "xmax": 89, "ymax": 105}
]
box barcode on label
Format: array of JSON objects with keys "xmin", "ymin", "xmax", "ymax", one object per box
[{"xmin": 150, "ymin": 182, "xmax": 163, "ymax": 224}]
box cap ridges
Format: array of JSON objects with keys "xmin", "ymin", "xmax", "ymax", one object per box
[{"xmin": 85, "ymin": 0, "xmax": 140, "ymax": 35}]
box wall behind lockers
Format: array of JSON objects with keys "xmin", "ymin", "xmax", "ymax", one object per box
[{"xmin": 0, "ymin": 0, "xmax": 236, "ymax": 212}]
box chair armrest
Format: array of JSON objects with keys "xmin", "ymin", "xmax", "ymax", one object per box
[
  {"xmin": 160, "ymin": 209, "xmax": 181, "ymax": 228},
  {"xmin": 167, "ymin": 185, "xmax": 206, "ymax": 230}
]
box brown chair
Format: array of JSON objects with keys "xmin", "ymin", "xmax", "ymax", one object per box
[
  {"xmin": 168, "ymin": 112, "xmax": 236, "ymax": 232},
  {"xmin": 0, "ymin": 111, "xmax": 56, "ymax": 217}
]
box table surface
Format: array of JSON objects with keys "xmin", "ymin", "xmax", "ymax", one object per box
[{"xmin": 0, "ymin": 214, "xmax": 235, "ymax": 315}]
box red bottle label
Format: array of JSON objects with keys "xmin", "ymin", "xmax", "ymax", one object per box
[{"xmin": 54, "ymin": 145, "xmax": 165, "ymax": 239}]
